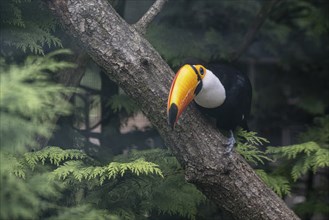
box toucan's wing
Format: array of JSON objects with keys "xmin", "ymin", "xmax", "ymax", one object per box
[{"xmin": 209, "ymin": 64, "xmax": 252, "ymax": 130}]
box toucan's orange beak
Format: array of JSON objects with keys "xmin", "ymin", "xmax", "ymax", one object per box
[{"xmin": 167, "ymin": 65, "xmax": 199, "ymax": 129}]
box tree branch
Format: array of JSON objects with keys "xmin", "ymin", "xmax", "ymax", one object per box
[
  {"xmin": 47, "ymin": 0, "xmax": 299, "ymax": 219},
  {"xmin": 229, "ymin": 0, "xmax": 282, "ymax": 62},
  {"xmin": 133, "ymin": 0, "xmax": 167, "ymax": 34}
]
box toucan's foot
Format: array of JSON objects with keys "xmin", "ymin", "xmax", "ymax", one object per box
[{"xmin": 224, "ymin": 130, "xmax": 236, "ymax": 156}]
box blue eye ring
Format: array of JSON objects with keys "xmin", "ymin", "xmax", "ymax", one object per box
[{"xmin": 199, "ymin": 67, "xmax": 204, "ymax": 75}]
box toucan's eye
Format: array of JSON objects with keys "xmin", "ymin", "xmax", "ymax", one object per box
[{"xmin": 199, "ymin": 67, "xmax": 204, "ymax": 75}]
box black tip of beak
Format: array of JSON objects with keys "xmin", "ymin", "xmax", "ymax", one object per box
[{"xmin": 168, "ymin": 103, "xmax": 178, "ymax": 130}]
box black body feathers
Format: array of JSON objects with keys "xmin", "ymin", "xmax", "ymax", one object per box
[{"xmin": 197, "ymin": 63, "xmax": 252, "ymax": 130}]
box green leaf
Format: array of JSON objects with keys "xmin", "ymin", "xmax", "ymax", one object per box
[
  {"xmin": 255, "ymin": 170, "xmax": 291, "ymax": 197},
  {"xmin": 312, "ymin": 148, "xmax": 329, "ymax": 170},
  {"xmin": 236, "ymin": 128, "xmax": 271, "ymax": 165},
  {"xmin": 107, "ymin": 94, "xmax": 138, "ymax": 115},
  {"xmin": 266, "ymin": 142, "xmax": 320, "ymax": 159},
  {"xmin": 0, "ymin": 51, "xmax": 74, "ymax": 152}
]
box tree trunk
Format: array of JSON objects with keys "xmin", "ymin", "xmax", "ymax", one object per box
[{"xmin": 46, "ymin": 0, "xmax": 299, "ymax": 219}]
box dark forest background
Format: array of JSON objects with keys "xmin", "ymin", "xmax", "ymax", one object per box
[{"xmin": 1, "ymin": 0, "xmax": 328, "ymax": 219}]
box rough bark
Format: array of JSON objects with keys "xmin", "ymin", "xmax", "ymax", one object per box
[
  {"xmin": 133, "ymin": 0, "xmax": 168, "ymax": 34},
  {"xmin": 46, "ymin": 0, "xmax": 299, "ymax": 219}
]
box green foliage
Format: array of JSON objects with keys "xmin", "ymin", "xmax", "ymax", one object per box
[
  {"xmin": 2, "ymin": 146, "xmax": 166, "ymax": 220},
  {"xmin": 106, "ymin": 149, "xmax": 206, "ymax": 220},
  {"xmin": 147, "ymin": 0, "xmax": 262, "ymax": 66},
  {"xmin": 1, "ymin": 0, "xmax": 62, "ymax": 55},
  {"xmin": 1, "ymin": 157, "xmax": 117, "ymax": 220},
  {"xmin": 4, "ymin": 144, "xmax": 204, "ymax": 220},
  {"xmin": 299, "ymin": 116, "xmax": 329, "ymax": 148},
  {"xmin": 107, "ymin": 94, "xmax": 138, "ymax": 115},
  {"xmin": 267, "ymin": 141, "xmax": 329, "ymax": 181},
  {"xmin": 0, "ymin": 46, "xmax": 203, "ymax": 219},
  {"xmin": 267, "ymin": 115, "xmax": 329, "ymax": 220},
  {"xmin": 48, "ymin": 205, "xmax": 119, "ymax": 220},
  {"xmin": 236, "ymin": 128, "xmax": 271, "ymax": 165},
  {"xmin": 19, "ymin": 148, "xmax": 204, "ymax": 220},
  {"xmin": 264, "ymin": 115, "xmax": 329, "ymax": 217},
  {"xmin": 2, "ymin": 0, "xmax": 328, "ymax": 219},
  {"xmin": 236, "ymin": 123, "xmax": 328, "ymax": 199},
  {"xmin": 1, "ymin": 169, "xmax": 43, "ymax": 219},
  {"xmin": 0, "ymin": 152, "xmax": 66, "ymax": 220},
  {"xmin": 255, "ymin": 170, "xmax": 291, "ymax": 198},
  {"xmin": 236, "ymin": 116, "xmax": 329, "ymax": 201},
  {"xmin": 0, "ymin": 51, "xmax": 81, "ymax": 220},
  {"xmin": 297, "ymin": 96, "xmax": 327, "ymax": 115},
  {"xmin": 24, "ymin": 146, "xmax": 87, "ymax": 169},
  {"xmin": 267, "ymin": 141, "xmax": 320, "ymax": 159},
  {"xmin": 1, "ymin": 152, "xmax": 26, "ymax": 179},
  {"xmin": 22, "ymin": 146, "xmax": 163, "ymax": 183},
  {"xmin": 0, "ymin": 50, "xmax": 74, "ymax": 152},
  {"xmin": 51, "ymin": 158, "xmax": 163, "ymax": 184},
  {"xmin": 294, "ymin": 197, "xmax": 329, "ymax": 217},
  {"xmin": 235, "ymin": 128, "xmax": 291, "ymax": 197}
]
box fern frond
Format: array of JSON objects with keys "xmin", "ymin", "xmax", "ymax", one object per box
[
  {"xmin": 1, "ymin": 0, "xmax": 62, "ymax": 55},
  {"xmin": 24, "ymin": 147, "xmax": 87, "ymax": 170},
  {"xmin": 236, "ymin": 143, "xmax": 272, "ymax": 165},
  {"xmin": 268, "ymin": 142, "xmax": 329, "ymax": 181},
  {"xmin": 0, "ymin": 152, "xmax": 26, "ymax": 179},
  {"xmin": 106, "ymin": 159, "xmax": 164, "ymax": 182},
  {"xmin": 1, "ymin": 2, "xmax": 25, "ymax": 27},
  {"xmin": 236, "ymin": 127, "xmax": 269, "ymax": 146},
  {"xmin": 290, "ymin": 149, "xmax": 329, "ymax": 181},
  {"xmin": 266, "ymin": 141, "xmax": 320, "ymax": 159},
  {"xmin": 50, "ymin": 158, "xmax": 163, "ymax": 185},
  {"xmin": 0, "ymin": 167, "xmax": 40, "ymax": 220},
  {"xmin": 291, "ymin": 157, "xmax": 311, "ymax": 181},
  {"xmin": 312, "ymin": 148, "xmax": 329, "ymax": 170},
  {"xmin": 0, "ymin": 152, "xmax": 65, "ymax": 220},
  {"xmin": 23, "ymin": 148, "xmax": 204, "ymax": 220},
  {"xmin": 0, "ymin": 51, "xmax": 74, "ymax": 151},
  {"xmin": 2, "ymin": 22, "xmax": 63, "ymax": 55},
  {"xmin": 51, "ymin": 160, "xmax": 80, "ymax": 181},
  {"xmin": 114, "ymin": 149, "xmax": 184, "ymax": 181},
  {"xmin": 112, "ymin": 149, "xmax": 205, "ymax": 220},
  {"xmin": 121, "ymin": 158, "xmax": 164, "ymax": 177},
  {"xmin": 255, "ymin": 169, "xmax": 291, "ymax": 197},
  {"xmin": 236, "ymin": 128, "xmax": 271, "ymax": 165},
  {"xmin": 147, "ymin": 174, "xmax": 206, "ymax": 220}
]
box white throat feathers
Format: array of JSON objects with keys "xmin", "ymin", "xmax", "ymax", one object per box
[{"xmin": 194, "ymin": 69, "xmax": 226, "ymax": 108}]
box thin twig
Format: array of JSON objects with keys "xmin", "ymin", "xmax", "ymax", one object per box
[
  {"xmin": 133, "ymin": 0, "xmax": 168, "ymax": 35},
  {"xmin": 229, "ymin": 0, "xmax": 282, "ymax": 62}
]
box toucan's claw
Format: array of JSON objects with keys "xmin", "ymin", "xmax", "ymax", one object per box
[{"xmin": 224, "ymin": 130, "xmax": 236, "ymax": 156}]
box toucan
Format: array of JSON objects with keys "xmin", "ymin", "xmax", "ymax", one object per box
[{"xmin": 167, "ymin": 60, "xmax": 252, "ymax": 152}]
